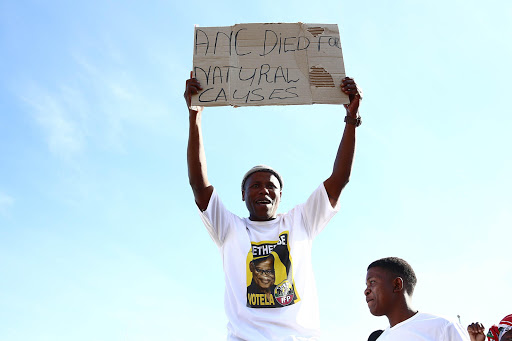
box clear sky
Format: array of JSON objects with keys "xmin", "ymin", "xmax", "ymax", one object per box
[{"xmin": 1, "ymin": 0, "xmax": 510, "ymax": 340}]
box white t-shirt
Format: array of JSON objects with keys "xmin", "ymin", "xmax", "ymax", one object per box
[
  {"xmin": 377, "ymin": 312, "xmax": 469, "ymax": 341},
  {"xmin": 199, "ymin": 184, "xmax": 339, "ymax": 341}
]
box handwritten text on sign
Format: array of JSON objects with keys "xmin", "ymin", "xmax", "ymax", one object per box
[{"xmin": 191, "ymin": 23, "xmax": 348, "ymax": 107}]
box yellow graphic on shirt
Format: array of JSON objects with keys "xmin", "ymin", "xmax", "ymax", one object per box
[{"xmin": 245, "ymin": 231, "xmax": 300, "ymax": 308}]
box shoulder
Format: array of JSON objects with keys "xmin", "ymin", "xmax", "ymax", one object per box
[
  {"xmin": 397, "ymin": 312, "xmax": 454, "ymax": 330},
  {"xmin": 386, "ymin": 312, "xmax": 468, "ymax": 341},
  {"xmin": 202, "ymin": 188, "xmax": 236, "ymax": 215},
  {"xmin": 416, "ymin": 313, "xmax": 469, "ymax": 340},
  {"xmin": 199, "ymin": 188, "xmax": 243, "ymax": 224},
  {"xmin": 413, "ymin": 312, "xmax": 452, "ymax": 324},
  {"xmin": 425, "ymin": 312, "xmax": 457, "ymax": 323}
]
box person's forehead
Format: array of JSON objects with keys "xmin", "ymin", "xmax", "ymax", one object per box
[
  {"xmin": 366, "ymin": 267, "xmax": 390, "ymax": 280},
  {"xmin": 246, "ymin": 171, "xmax": 280, "ymax": 184},
  {"xmin": 258, "ymin": 258, "xmax": 274, "ymax": 266}
]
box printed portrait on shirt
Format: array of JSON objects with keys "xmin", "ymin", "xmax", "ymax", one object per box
[{"xmin": 246, "ymin": 231, "xmax": 300, "ymax": 308}]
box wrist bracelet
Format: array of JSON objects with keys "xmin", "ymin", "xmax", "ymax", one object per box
[{"xmin": 344, "ymin": 115, "xmax": 362, "ymax": 127}]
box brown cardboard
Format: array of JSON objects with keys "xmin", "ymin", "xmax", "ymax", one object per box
[{"xmin": 191, "ymin": 23, "xmax": 349, "ymax": 107}]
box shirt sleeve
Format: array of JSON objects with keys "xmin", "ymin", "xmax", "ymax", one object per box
[
  {"xmin": 198, "ymin": 189, "xmax": 236, "ymax": 247},
  {"xmin": 444, "ymin": 321, "xmax": 470, "ymax": 341},
  {"xmin": 300, "ymin": 183, "xmax": 340, "ymax": 239}
]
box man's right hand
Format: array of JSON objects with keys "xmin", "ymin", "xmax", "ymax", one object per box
[
  {"xmin": 184, "ymin": 71, "xmax": 204, "ymax": 114},
  {"xmin": 467, "ymin": 322, "xmax": 486, "ymax": 341}
]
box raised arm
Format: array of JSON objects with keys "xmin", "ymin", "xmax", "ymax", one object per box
[
  {"xmin": 323, "ymin": 77, "xmax": 362, "ymax": 207},
  {"xmin": 185, "ymin": 71, "xmax": 213, "ymax": 211}
]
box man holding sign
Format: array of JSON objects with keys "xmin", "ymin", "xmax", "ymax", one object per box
[
  {"xmin": 185, "ymin": 69, "xmax": 361, "ymax": 339},
  {"xmin": 187, "ymin": 22, "xmax": 361, "ymax": 338}
]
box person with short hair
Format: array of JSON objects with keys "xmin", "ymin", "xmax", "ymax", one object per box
[
  {"xmin": 185, "ymin": 72, "xmax": 362, "ymax": 340},
  {"xmin": 364, "ymin": 257, "xmax": 469, "ymax": 340},
  {"xmin": 247, "ymin": 254, "xmax": 276, "ymax": 304}
]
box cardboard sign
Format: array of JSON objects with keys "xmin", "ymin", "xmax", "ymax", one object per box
[{"xmin": 191, "ymin": 23, "xmax": 349, "ymax": 107}]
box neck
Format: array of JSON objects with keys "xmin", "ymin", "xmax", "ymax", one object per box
[
  {"xmin": 249, "ymin": 216, "xmax": 276, "ymax": 221},
  {"xmin": 387, "ymin": 298, "xmax": 417, "ymax": 327}
]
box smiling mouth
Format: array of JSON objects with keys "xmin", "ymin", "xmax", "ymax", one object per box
[{"xmin": 256, "ymin": 200, "xmax": 271, "ymax": 205}]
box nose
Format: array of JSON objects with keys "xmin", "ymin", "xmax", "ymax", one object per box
[
  {"xmin": 259, "ymin": 187, "xmax": 269, "ymax": 194},
  {"xmin": 364, "ymin": 287, "xmax": 370, "ymax": 296}
]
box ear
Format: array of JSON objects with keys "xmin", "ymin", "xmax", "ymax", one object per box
[
  {"xmin": 242, "ymin": 190, "xmax": 245, "ymax": 201},
  {"xmin": 249, "ymin": 261, "xmax": 254, "ymax": 272},
  {"xmin": 393, "ymin": 277, "xmax": 404, "ymax": 293}
]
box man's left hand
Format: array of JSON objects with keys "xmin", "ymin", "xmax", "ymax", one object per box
[{"xmin": 341, "ymin": 77, "xmax": 362, "ymax": 116}]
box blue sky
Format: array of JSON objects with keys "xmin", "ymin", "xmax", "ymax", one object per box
[{"xmin": 1, "ymin": 0, "xmax": 511, "ymax": 340}]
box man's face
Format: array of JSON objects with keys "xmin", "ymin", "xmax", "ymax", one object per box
[
  {"xmin": 242, "ymin": 171, "xmax": 281, "ymax": 221},
  {"xmin": 364, "ymin": 267, "xmax": 396, "ymax": 317},
  {"xmin": 251, "ymin": 257, "xmax": 275, "ymax": 290}
]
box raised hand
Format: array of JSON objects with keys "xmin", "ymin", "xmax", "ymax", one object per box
[
  {"xmin": 467, "ymin": 322, "xmax": 486, "ymax": 341},
  {"xmin": 184, "ymin": 71, "xmax": 204, "ymax": 114},
  {"xmin": 341, "ymin": 77, "xmax": 362, "ymax": 116}
]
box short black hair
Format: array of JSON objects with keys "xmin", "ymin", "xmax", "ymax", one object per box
[{"xmin": 368, "ymin": 257, "xmax": 417, "ymax": 295}]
